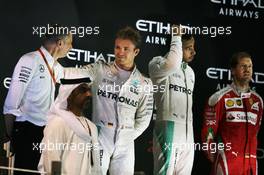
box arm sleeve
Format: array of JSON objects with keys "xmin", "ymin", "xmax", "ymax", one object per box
[
  {"xmin": 257, "ymin": 98, "xmax": 263, "ymax": 131},
  {"xmin": 201, "ymin": 96, "xmax": 224, "ymax": 162},
  {"xmin": 60, "ymin": 61, "xmax": 102, "ymax": 82},
  {"xmin": 133, "ymin": 79, "xmax": 154, "ymax": 139},
  {"xmin": 3, "ymin": 55, "xmax": 37, "ymax": 117},
  {"xmin": 148, "ymin": 35, "xmax": 182, "ymax": 78},
  {"xmin": 38, "ymin": 117, "xmax": 66, "ymax": 174},
  {"xmin": 53, "ymin": 61, "xmax": 65, "ymax": 83}
]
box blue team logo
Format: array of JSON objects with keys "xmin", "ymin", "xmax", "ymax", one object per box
[
  {"xmin": 39, "ymin": 64, "xmax": 45, "ymax": 73},
  {"xmin": 131, "ymin": 79, "xmax": 140, "ymax": 88}
]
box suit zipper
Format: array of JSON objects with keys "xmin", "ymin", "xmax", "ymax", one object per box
[{"xmin": 183, "ymin": 69, "xmax": 188, "ymax": 141}]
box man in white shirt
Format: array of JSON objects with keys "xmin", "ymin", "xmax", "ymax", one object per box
[
  {"xmin": 38, "ymin": 83, "xmax": 101, "ymax": 175},
  {"xmin": 3, "ymin": 27, "xmax": 72, "ymax": 173}
]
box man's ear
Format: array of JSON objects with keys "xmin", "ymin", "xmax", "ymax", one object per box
[{"xmin": 134, "ymin": 48, "xmax": 140, "ymax": 56}]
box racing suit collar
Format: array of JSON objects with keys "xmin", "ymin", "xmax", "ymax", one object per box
[
  {"xmin": 181, "ymin": 61, "xmax": 188, "ymax": 70},
  {"xmin": 113, "ymin": 61, "xmax": 137, "ymax": 75},
  {"xmin": 230, "ymin": 82, "xmax": 250, "ymax": 96}
]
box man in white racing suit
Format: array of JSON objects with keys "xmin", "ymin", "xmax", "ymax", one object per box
[
  {"xmin": 64, "ymin": 26, "xmax": 153, "ymax": 175},
  {"xmin": 149, "ymin": 25, "xmax": 196, "ymax": 175}
]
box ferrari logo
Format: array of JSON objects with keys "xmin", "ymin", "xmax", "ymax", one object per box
[
  {"xmin": 249, "ymin": 98, "xmax": 254, "ymax": 106},
  {"xmin": 236, "ymin": 99, "xmax": 242, "ymax": 106}
]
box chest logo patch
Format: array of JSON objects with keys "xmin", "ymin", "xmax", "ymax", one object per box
[
  {"xmin": 236, "ymin": 99, "xmax": 242, "ymax": 106},
  {"xmin": 226, "ymin": 99, "xmax": 234, "ymax": 107},
  {"xmin": 225, "ymin": 98, "xmax": 244, "ymax": 109},
  {"xmin": 39, "ymin": 64, "xmax": 45, "ymax": 73},
  {"xmin": 131, "ymin": 79, "xmax": 140, "ymax": 88}
]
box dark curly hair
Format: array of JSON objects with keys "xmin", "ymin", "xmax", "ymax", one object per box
[{"xmin": 116, "ymin": 26, "xmax": 142, "ymax": 49}]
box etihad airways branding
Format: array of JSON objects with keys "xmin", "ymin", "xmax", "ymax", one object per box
[
  {"xmin": 136, "ymin": 20, "xmax": 170, "ymax": 34},
  {"xmin": 210, "ymin": 0, "xmax": 264, "ymax": 19},
  {"xmin": 136, "ymin": 20, "xmax": 169, "ymax": 45},
  {"xmin": 67, "ymin": 48, "xmax": 114, "ymax": 67},
  {"xmin": 206, "ymin": 67, "xmax": 264, "ymax": 90},
  {"xmin": 135, "ymin": 19, "xmax": 232, "ymax": 45},
  {"xmin": 206, "ymin": 67, "xmax": 264, "ymax": 83}
]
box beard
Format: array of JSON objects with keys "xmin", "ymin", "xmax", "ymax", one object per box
[{"xmin": 81, "ymin": 97, "xmax": 93, "ymax": 119}]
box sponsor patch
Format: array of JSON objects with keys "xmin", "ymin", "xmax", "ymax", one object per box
[
  {"xmin": 241, "ymin": 92, "xmax": 251, "ymax": 99},
  {"xmin": 99, "ymin": 150, "xmax": 103, "ymax": 166},
  {"xmin": 225, "ymin": 99, "xmax": 234, "ymax": 108},
  {"xmin": 97, "ymin": 89, "xmax": 139, "ymax": 107},
  {"xmin": 226, "ymin": 112, "xmax": 235, "ymax": 120},
  {"xmin": 102, "ymin": 78, "xmax": 115, "ymax": 85},
  {"xmin": 205, "ymin": 106, "xmax": 216, "ymax": 119},
  {"xmin": 225, "ymin": 98, "xmax": 244, "ymax": 109},
  {"xmin": 129, "ymin": 87, "xmax": 139, "ymax": 95},
  {"xmin": 169, "ymin": 84, "xmax": 192, "ymax": 95},
  {"xmin": 236, "ymin": 99, "xmax": 242, "ymax": 106},
  {"xmin": 172, "ymin": 73, "xmax": 181, "ymax": 79},
  {"xmin": 226, "ymin": 111, "xmax": 257, "ymax": 125}
]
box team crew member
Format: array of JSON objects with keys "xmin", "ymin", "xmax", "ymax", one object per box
[
  {"xmin": 64, "ymin": 26, "xmax": 153, "ymax": 175},
  {"xmin": 201, "ymin": 52, "xmax": 263, "ymax": 175},
  {"xmin": 3, "ymin": 30, "xmax": 72, "ymax": 173},
  {"xmin": 149, "ymin": 25, "xmax": 196, "ymax": 175},
  {"xmin": 38, "ymin": 83, "xmax": 101, "ymax": 175}
]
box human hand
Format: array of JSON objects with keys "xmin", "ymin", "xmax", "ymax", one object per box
[
  {"xmin": 3, "ymin": 141, "xmax": 15, "ymax": 157},
  {"xmin": 171, "ymin": 24, "xmax": 182, "ymax": 36}
]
